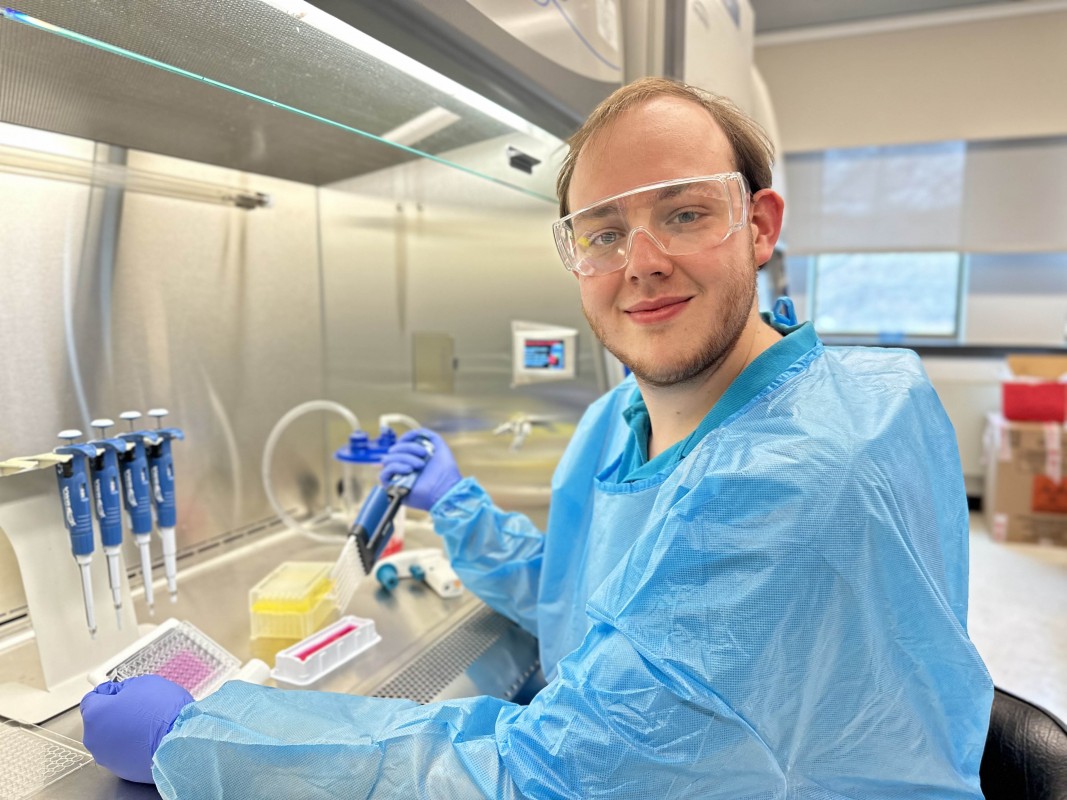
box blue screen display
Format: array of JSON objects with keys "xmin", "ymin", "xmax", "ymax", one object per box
[{"xmin": 524, "ymin": 339, "xmax": 565, "ymax": 370}]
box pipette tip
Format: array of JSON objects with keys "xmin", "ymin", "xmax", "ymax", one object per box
[
  {"xmin": 89, "ymin": 627, "xmax": 97, "ymax": 639},
  {"xmin": 169, "ymin": 591, "xmax": 177, "ymax": 604},
  {"xmin": 115, "ymin": 607, "xmax": 123, "ymax": 629}
]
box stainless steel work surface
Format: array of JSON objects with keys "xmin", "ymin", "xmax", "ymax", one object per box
[{"xmin": 0, "ymin": 521, "xmax": 539, "ymax": 798}]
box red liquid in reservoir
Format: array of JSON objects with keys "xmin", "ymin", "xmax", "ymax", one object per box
[{"xmin": 294, "ymin": 623, "xmax": 358, "ymax": 662}]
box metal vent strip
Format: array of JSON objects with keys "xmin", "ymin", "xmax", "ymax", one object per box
[{"xmin": 371, "ymin": 605, "xmax": 514, "ymax": 704}]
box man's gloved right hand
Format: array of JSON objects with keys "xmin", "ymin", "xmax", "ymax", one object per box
[
  {"xmin": 80, "ymin": 674, "xmax": 193, "ymax": 784},
  {"xmin": 380, "ymin": 428, "xmax": 462, "ymax": 511}
]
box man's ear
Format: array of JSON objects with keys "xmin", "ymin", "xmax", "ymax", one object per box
[{"xmin": 749, "ymin": 189, "xmax": 785, "ymax": 267}]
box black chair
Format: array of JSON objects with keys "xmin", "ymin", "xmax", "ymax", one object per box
[{"xmin": 980, "ymin": 686, "xmax": 1067, "ymax": 799}]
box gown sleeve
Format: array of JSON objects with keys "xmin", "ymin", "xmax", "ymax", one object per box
[{"xmin": 430, "ymin": 477, "xmax": 546, "ymax": 637}]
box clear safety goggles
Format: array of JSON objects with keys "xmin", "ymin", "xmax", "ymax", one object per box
[{"xmin": 553, "ymin": 172, "xmax": 751, "ymax": 277}]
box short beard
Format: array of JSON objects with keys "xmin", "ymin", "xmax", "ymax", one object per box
[{"xmin": 585, "ymin": 268, "xmax": 757, "ymax": 389}]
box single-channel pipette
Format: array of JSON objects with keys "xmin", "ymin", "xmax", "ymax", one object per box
[
  {"xmin": 88, "ymin": 419, "xmax": 129, "ymax": 628},
  {"xmin": 53, "ymin": 431, "xmax": 100, "ymax": 638},
  {"xmin": 117, "ymin": 411, "xmax": 156, "ymax": 615},
  {"xmin": 145, "ymin": 409, "xmax": 185, "ymax": 603}
]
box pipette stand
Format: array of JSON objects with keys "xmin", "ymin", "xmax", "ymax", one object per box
[{"xmin": 0, "ymin": 456, "xmax": 140, "ymax": 723}]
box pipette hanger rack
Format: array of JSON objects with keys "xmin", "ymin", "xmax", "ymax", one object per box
[{"xmin": 0, "ymin": 456, "xmax": 140, "ymax": 723}]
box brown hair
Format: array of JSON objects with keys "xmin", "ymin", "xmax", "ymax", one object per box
[{"xmin": 556, "ymin": 77, "xmax": 775, "ymax": 217}]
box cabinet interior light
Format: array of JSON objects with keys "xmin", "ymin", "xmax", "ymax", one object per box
[{"xmin": 0, "ymin": 145, "xmax": 271, "ymax": 210}]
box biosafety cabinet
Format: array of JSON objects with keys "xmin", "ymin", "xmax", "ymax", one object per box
[
  {"xmin": 0, "ymin": 1, "xmax": 626, "ymax": 794},
  {"xmin": 0, "ymin": 2, "xmax": 615, "ymax": 610},
  {"xmin": 0, "ymin": 2, "xmax": 768, "ymax": 795}
]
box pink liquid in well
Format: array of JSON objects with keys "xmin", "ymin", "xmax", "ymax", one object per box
[{"xmin": 157, "ymin": 650, "xmax": 214, "ymax": 692}]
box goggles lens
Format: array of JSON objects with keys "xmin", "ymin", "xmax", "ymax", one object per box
[{"xmin": 553, "ymin": 173, "xmax": 750, "ymax": 276}]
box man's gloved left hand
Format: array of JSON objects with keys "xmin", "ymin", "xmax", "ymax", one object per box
[{"xmin": 81, "ymin": 674, "xmax": 193, "ymax": 783}]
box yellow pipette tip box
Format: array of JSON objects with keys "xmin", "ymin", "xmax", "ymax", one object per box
[{"xmin": 249, "ymin": 562, "xmax": 338, "ymax": 641}]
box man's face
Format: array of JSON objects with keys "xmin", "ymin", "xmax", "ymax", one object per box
[{"xmin": 567, "ymin": 97, "xmax": 762, "ymax": 388}]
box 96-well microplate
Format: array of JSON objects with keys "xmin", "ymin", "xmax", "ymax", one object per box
[{"xmin": 0, "ymin": 720, "xmax": 92, "ymax": 800}]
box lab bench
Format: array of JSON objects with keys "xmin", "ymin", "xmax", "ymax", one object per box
[{"xmin": 0, "ymin": 522, "xmax": 540, "ymax": 799}]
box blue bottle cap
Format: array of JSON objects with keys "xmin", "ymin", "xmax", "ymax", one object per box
[{"xmin": 334, "ymin": 429, "xmax": 397, "ymax": 464}]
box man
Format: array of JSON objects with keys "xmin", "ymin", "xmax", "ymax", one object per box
[{"xmin": 83, "ymin": 77, "xmax": 992, "ymax": 798}]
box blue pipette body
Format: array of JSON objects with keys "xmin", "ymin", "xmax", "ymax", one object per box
[
  {"xmin": 145, "ymin": 427, "xmax": 184, "ymax": 601},
  {"xmin": 89, "ymin": 438, "xmax": 126, "ymax": 548},
  {"xmin": 89, "ymin": 437, "xmax": 129, "ymax": 624},
  {"xmin": 116, "ymin": 433, "xmax": 153, "ymax": 535},
  {"xmin": 145, "ymin": 428, "xmax": 184, "ymax": 528},
  {"xmin": 53, "ymin": 443, "xmax": 97, "ymax": 557},
  {"xmin": 53, "ymin": 442, "xmax": 99, "ymax": 636},
  {"xmin": 117, "ymin": 432, "xmax": 156, "ymax": 612}
]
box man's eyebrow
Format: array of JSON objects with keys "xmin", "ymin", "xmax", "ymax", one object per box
[
  {"xmin": 573, "ymin": 202, "xmax": 622, "ymax": 224},
  {"xmin": 655, "ymin": 184, "xmax": 687, "ymax": 201},
  {"xmin": 573, "ymin": 182, "xmax": 700, "ymax": 225}
]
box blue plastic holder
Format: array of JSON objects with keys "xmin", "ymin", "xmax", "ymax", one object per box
[{"xmin": 334, "ymin": 428, "xmax": 397, "ymax": 465}]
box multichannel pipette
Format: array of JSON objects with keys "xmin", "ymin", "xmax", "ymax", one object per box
[
  {"xmin": 117, "ymin": 411, "xmax": 156, "ymax": 615},
  {"xmin": 144, "ymin": 409, "xmax": 184, "ymax": 603},
  {"xmin": 53, "ymin": 431, "xmax": 100, "ymax": 638},
  {"xmin": 88, "ymin": 419, "xmax": 129, "ymax": 628},
  {"xmin": 349, "ymin": 437, "xmax": 431, "ymax": 573},
  {"xmin": 349, "ymin": 488, "xmax": 394, "ymax": 574}
]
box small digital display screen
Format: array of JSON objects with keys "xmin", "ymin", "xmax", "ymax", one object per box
[{"xmin": 524, "ymin": 339, "xmax": 565, "ymax": 370}]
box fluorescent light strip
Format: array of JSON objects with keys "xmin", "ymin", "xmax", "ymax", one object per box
[
  {"xmin": 0, "ymin": 144, "xmax": 270, "ymax": 208},
  {"xmin": 381, "ymin": 107, "xmax": 462, "ymax": 148},
  {"xmin": 259, "ymin": 0, "xmax": 560, "ymax": 144}
]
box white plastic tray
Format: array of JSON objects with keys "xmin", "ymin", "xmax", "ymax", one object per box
[{"xmin": 271, "ymin": 615, "xmax": 380, "ymax": 687}]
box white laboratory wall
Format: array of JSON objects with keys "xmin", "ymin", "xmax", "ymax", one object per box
[
  {"xmin": 919, "ymin": 356, "xmax": 1003, "ymax": 496},
  {"xmin": 754, "ymin": 8, "xmax": 1067, "ymax": 152}
]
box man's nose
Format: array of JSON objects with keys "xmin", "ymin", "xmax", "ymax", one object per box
[{"xmin": 622, "ymin": 227, "xmax": 674, "ymax": 280}]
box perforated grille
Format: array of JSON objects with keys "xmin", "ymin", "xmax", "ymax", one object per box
[
  {"xmin": 0, "ymin": 720, "xmax": 92, "ymax": 800},
  {"xmin": 0, "ymin": 1, "xmax": 511, "ymax": 186},
  {"xmin": 372, "ymin": 606, "xmax": 514, "ymax": 704}
]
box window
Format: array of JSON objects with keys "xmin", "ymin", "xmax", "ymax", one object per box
[{"xmin": 811, "ymin": 252, "xmax": 964, "ymax": 340}]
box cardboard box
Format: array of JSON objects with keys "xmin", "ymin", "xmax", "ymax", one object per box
[
  {"xmin": 984, "ymin": 414, "xmax": 1067, "ymax": 546},
  {"xmin": 1001, "ymin": 354, "xmax": 1067, "ymax": 422}
]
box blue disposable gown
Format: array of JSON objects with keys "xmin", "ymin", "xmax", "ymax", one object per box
[{"xmin": 155, "ymin": 330, "xmax": 992, "ymax": 799}]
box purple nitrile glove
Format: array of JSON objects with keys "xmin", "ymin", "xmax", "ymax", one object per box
[
  {"xmin": 80, "ymin": 674, "xmax": 193, "ymax": 783},
  {"xmin": 379, "ymin": 428, "xmax": 462, "ymax": 511}
]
